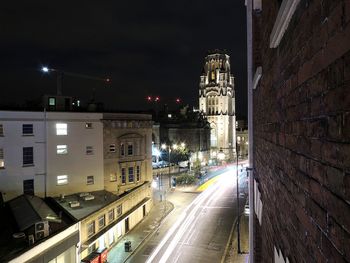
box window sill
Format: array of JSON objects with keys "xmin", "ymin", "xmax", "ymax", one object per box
[
  {"xmin": 22, "ymin": 134, "xmax": 34, "ymax": 137},
  {"xmin": 22, "ymin": 164, "xmax": 34, "ymax": 167}
]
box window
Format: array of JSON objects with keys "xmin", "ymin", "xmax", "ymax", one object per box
[
  {"xmin": 127, "ymin": 144, "xmax": 133, "ymax": 155},
  {"xmin": 121, "ymin": 168, "xmax": 126, "ymax": 184},
  {"xmin": 120, "ymin": 143, "xmax": 125, "ymax": 156},
  {"xmin": 22, "ymin": 124, "xmax": 33, "ymax": 135},
  {"xmin": 110, "ymin": 173, "xmax": 117, "ymax": 182},
  {"xmin": 87, "ymin": 222, "xmax": 95, "ymax": 237},
  {"xmin": 108, "ymin": 209, "xmax": 115, "ymax": 222},
  {"xmin": 98, "ymin": 215, "xmax": 105, "ymax": 229},
  {"xmin": 128, "ymin": 167, "xmax": 134, "ymax": 183},
  {"xmin": 87, "ymin": 175, "xmax": 94, "ymax": 185},
  {"xmin": 56, "ymin": 145, "xmax": 68, "ymax": 154},
  {"xmin": 0, "ymin": 148, "xmax": 4, "ymax": 168},
  {"xmin": 57, "ymin": 175, "xmax": 68, "ymax": 185},
  {"xmin": 86, "ymin": 146, "xmax": 94, "ymax": 155},
  {"xmin": 85, "ymin": 123, "xmax": 93, "ymax": 129},
  {"xmin": 88, "ymin": 242, "xmax": 96, "ymax": 254},
  {"xmin": 56, "ymin": 123, "xmax": 67, "ymax": 135},
  {"xmin": 136, "ymin": 165, "xmax": 140, "ymax": 182},
  {"xmin": 23, "ymin": 147, "xmax": 34, "ymax": 166},
  {"xmin": 48, "ymin": 97, "xmax": 56, "ymax": 106},
  {"xmin": 117, "ymin": 205, "xmax": 122, "ymax": 217},
  {"xmin": 109, "ymin": 144, "xmax": 116, "ymax": 152},
  {"xmin": 0, "ymin": 124, "xmax": 3, "ymax": 136}
]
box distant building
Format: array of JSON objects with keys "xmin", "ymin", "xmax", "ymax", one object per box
[
  {"xmin": 102, "ymin": 112, "xmax": 153, "ymax": 194},
  {"xmin": 249, "ymin": 0, "xmax": 350, "ymax": 262},
  {"xmin": 152, "ymin": 106, "xmax": 211, "ymax": 167},
  {"xmin": 236, "ymin": 119, "xmax": 248, "ymax": 158},
  {"xmin": 199, "ymin": 51, "xmax": 236, "ymax": 159}
]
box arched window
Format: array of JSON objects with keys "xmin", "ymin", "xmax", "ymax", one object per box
[{"xmin": 210, "ymin": 123, "xmax": 217, "ymax": 147}]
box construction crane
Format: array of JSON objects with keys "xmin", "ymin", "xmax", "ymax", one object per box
[{"xmin": 41, "ymin": 66, "xmax": 111, "ymax": 96}]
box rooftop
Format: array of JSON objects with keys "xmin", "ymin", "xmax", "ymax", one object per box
[
  {"xmin": 0, "ymin": 195, "xmax": 75, "ymax": 262},
  {"xmin": 53, "ymin": 184, "xmax": 147, "ymax": 220}
]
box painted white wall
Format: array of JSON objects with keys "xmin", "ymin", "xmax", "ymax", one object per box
[
  {"xmin": 0, "ymin": 111, "xmax": 46, "ymax": 200},
  {"xmin": 46, "ymin": 112, "xmax": 104, "ymax": 197},
  {"xmin": 0, "ymin": 111, "xmax": 104, "ymax": 200}
]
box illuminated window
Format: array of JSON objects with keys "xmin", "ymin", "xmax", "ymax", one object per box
[
  {"xmin": 48, "ymin": 97, "xmax": 56, "ymax": 106},
  {"xmin": 86, "ymin": 146, "xmax": 94, "ymax": 155},
  {"xmin": 87, "ymin": 175, "xmax": 94, "ymax": 185},
  {"xmin": 85, "ymin": 123, "xmax": 93, "ymax": 129},
  {"xmin": 56, "ymin": 145, "xmax": 67, "ymax": 154},
  {"xmin": 121, "ymin": 168, "xmax": 126, "ymax": 184},
  {"xmin": 56, "ymin": 123, "xmax": 67, "ymax": 135},
  {"xmin": 109, "ymin": 144, "xmax": 116, "ymax": 152},
  {"xmin": 22, "ymin": 124, "xmax": 33, "ymax": 135},
  {"xmin": 128, "ymin": 167, "xmax": 134, "ymax": 182},
  {"xmin": 98, "ymin": 215, "xmax": 105, "ymax": 229},
  {"xmin": 57, "ymin": 175, "xmax": 68, "ymax": 185},
  {"xmin": 136, "ymin": 165, "xmax": 140, "ymax": 181},
  {"xmin": 110, "ymin": 173, "xmax": 117, "ymax": 182},
  {"xmin": 87, "ymin": 222, "xmax": 95, "ymax": 237},
  {"xmin": 0, "ymin": 148, "xmax": 4, "ymax": 168},
  {"xmin": 23, "ymin": 147, "xmax": 34, "ymax": 166}
]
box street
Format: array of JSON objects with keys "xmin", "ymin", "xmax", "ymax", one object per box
[{"xmin": 126, "ymin": 166, "xmax": 248, "ymax": 263}]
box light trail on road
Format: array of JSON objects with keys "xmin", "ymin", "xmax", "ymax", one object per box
[{"xmin": 146, "ymin": 170, "xmax": 235, "ymax": 263}]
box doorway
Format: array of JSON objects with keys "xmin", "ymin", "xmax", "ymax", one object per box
[{"xmin": 143, "ymin": 204, "xmax": 146, "ymax": 217}]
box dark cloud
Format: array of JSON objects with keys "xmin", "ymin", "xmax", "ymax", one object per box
[{"xmin": 0, "ymin": 0, "xmax": 247, "ymax": 116}]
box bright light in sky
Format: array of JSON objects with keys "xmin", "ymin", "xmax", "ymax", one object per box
[{"xmin": 41, "ymin": 66, "xmax": 49, "ymax": 72}]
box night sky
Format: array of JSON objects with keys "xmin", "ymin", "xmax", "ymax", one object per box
[{"xmin": 0, "ymin": 1, "xmax": 247, "ymax": 117}]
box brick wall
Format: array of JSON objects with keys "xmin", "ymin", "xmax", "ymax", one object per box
[{"xmin": 253, "ymin": 0, "xmax": 350, "ymax": 262}]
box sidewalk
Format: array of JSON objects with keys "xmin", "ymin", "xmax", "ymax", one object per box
[
  {"xmin": 107, "ymin": 200, "xmax": 174, "ymax": 263},
  {"xmin": 223, "ymin": 215, "xmax": 249, "ymax": 263}
]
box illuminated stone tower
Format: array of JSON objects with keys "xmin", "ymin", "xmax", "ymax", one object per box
[{"xmin": 199, "ymin": 51, "xmax": 236, "ymax": 159}]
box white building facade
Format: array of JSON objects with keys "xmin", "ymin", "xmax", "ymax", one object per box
[
  {"xmin": 199, "ymin": 51, "xmax": 236, "ymax": 159},
  {"xmin": 0, "ymin": 111, "xmax": 104, "ymax": 201}
]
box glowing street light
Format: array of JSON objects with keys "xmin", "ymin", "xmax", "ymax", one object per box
[
  {"xmin": 41, "ymin": 66, "xmax": 49, "ymax": 73},
  {"xmin": 218, "ymin": 150, "xmax": 225, "ymax": 161}
]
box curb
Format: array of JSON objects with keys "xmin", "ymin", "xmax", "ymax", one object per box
[{"xmin": 122, "ymin": 201, "xmax": 175, "ymax": 263}]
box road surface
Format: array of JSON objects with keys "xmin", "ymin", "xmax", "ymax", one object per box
[{"xmin": 128, "ymin": 167, "xmax": 247, "ymax": 263}]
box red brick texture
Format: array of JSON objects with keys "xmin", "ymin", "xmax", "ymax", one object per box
[{"xmin": 253, "ymin": 0, "xmax": 350, "ymax": 262}]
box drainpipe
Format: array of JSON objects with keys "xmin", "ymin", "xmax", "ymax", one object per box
[
  {"xmin": 44, "ymin": 108, "xmax": 47, "ymax": 198},
  {"xmin": 246, "ymin": 0, "xmax": 254, "ymax": 262}
]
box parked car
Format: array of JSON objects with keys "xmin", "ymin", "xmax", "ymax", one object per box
[
  {"xmin": 152, "ymin": 162, "xmax": 159, "ymax": 169},
  {"xmin": 158, "ymin": 160, "xmax": 169, "ymax": 168}
]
